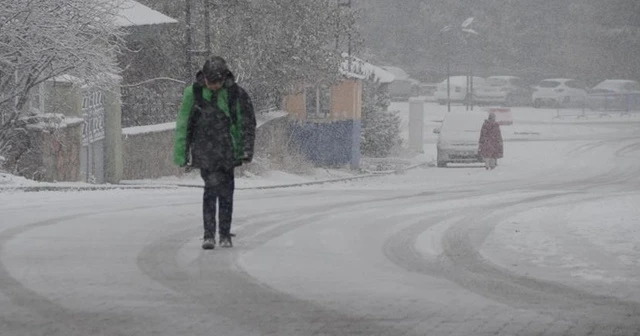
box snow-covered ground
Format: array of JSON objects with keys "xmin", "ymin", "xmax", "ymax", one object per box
[{"xmin": 1, "ymin": 105, "xmax": 639, "ymax": 335}]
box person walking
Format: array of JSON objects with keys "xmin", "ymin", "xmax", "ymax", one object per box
[
  {"xmin": 174, "ymin": 57, "xmax": 256, "ymax": 249},
  {"xmin": 478, "ymin": 112, "xmax": 503, "ymax": 170}
]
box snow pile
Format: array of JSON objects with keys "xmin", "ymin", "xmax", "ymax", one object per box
[
  {"xmin": 20, "ymin": 113, "xmax": 84, "ymax": 130},
  {"xmin": 0, "ymin": 172, "xmax": 38, "ymax": 187}
]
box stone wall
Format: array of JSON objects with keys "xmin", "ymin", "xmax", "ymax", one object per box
[{"xmin": 7, "ymin": 115, "xmax": 83, "ymax": 182}]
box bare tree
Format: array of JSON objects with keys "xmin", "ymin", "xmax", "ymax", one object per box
[{"xmin": 0, "ymin": 0, "xmax": 126, "ymax": 162}]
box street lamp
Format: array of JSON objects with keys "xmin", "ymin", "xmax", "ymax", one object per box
[{"xmin": 461, "ymin": 18, "xmax": 478, "ymax": 111}]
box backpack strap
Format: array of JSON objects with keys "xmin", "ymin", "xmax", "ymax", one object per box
[
  {"xmin": 193, "ymin": 70, "xmax": 206, "ymax": 109},
  {"xmin": 227, "ymin": 83, "xmax": 240, "ymax": 126},
  {"xmin": 193, "ymin": 83, "xmax": 205, "ymax": 109}
]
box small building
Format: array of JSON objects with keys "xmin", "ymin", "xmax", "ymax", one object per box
[{"xmin": 282, "ymin": 55, "xmax": 394, "ymax": 169}]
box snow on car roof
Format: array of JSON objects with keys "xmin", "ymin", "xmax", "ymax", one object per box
[
  {"xmin": 441, "ymin": 76, "xmax": 485, "ymax": 84},
  {"xmin": 488, "ymin": 76, "xmax": 519, "ymax": 79},
  {"xmin": 541, "ymin": 78, "xmax": 574, "ymax": 82},
  {"xmin": 442, "ymin": 111, "xmax": 487, "ymax": 130}
]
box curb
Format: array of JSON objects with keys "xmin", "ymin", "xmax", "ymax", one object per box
[
  {"xmin": 2, "ymin": 161, "xmax": 433, "ymax": 193},
  {"xmin": 129, "ymin": 161, "xmax": 434, "ymax": 191},
  {"xmin": 0, "ymin": 185, "xmax": 177, "ymax": 193}
]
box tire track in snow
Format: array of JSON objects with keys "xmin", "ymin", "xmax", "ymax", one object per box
[{"xmin": 383, "ymin": 192, "xmax": 640, "ymax": 332}]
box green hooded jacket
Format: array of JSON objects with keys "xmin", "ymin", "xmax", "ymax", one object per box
[{"xmin": 173, "ymin": 79, "xmax": 256, "ymax": 169}]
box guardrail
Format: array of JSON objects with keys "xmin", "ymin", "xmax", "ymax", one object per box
[{"xmin": 553, "ymin": 92, "xmax": 640, "ymax": 119}]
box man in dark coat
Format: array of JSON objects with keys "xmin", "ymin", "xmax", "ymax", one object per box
[
  {"xmin": 478, "ymin": 112, "xmax": 503, "ymax": 170},
  {"xmin": 174, "ymin": 57, "xmax": 256, "ymax": 249}
]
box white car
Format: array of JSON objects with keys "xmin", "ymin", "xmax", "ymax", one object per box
[
  {"xmin": 587, "ymin": 80, "xmax": 640, "ymax": 111},
  {"xmin": 475, "ymin": 76, "xmax": 532, "ymax": 106},
  {"xmin": 532, "ymin": 78, "xmax": 588, "ymax": 108},
  {"xmin": 436, "ymin": 111, "xmax": 487, "ymax": 167},
  {"xmin": 435, "ymin": 76, "xmax": 486, "ymax": 105}
]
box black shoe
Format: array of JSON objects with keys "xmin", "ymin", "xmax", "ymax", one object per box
[
  {"xmin": 202, "ymin": 238, "xmax": 215, "ymax": 250},
  {"xmin": 219, "ymin": 233, "xmax": 235, "ymax": 248}
]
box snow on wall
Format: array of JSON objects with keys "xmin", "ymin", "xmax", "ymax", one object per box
[{"xmin": 122, "ymin": 122, "xmax": 176, "ymax": 136}]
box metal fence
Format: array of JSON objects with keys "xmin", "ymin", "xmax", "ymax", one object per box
[
  {"xmin": 81, "ymin": 89, "xmax": 106, "ymax": 183},
  {"xmin": 121, "ymin": 79, "xmax": 185, "ymax": 128}
]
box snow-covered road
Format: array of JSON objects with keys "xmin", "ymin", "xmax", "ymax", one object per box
[{"xmin": 1, "ymin": 112, "xmax": 640, "ymax": 335}]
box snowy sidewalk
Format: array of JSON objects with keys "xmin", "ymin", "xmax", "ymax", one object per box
[{"xmin": 0, "ymin": 161, "xmax": 432, "ymax": 193}]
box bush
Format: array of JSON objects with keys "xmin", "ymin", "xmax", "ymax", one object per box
[{"xmin": 361, "ymin": 80, "xmax": 402, "ymax": 157}]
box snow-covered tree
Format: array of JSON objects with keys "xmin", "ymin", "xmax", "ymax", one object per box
[
  {"xmin": 361, "ymin": 78, "xmax": 402, "ymax": 158},
  {"xmin": 123, "ymin": 0, "xmax": 358, "ymax": 126},
  {"xmin": 0, "ymin": 0, "xmax": 126, "ymax": 159}
]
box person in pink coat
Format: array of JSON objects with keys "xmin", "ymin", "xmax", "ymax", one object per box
[{"xmin": 478, "ymin": 112, "xmax": 503, "ymax": 170}]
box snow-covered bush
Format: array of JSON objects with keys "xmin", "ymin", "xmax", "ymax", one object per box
[{"xmin": 361, "ymin": 78, "xmax": 402, "ymax": 158}]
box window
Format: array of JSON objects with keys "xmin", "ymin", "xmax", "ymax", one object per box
[
  {"xmin": 624, "ymin": 82, "xmax": 640, "ymax": 91},
  {"xmin": 305, "ymin": 85, "xmax": 331, "ymax": 119},
  {"xmin": 566, "ymin": 80, "xmax": 586, "ymax": 89},
  {"xmin": 510, "ymin": 78, "xmax": 524, "ymax": 87},
  {"xmin": 539, "ymin": 80, "xmax": 561, "ymax": 88},
  {"xmin": 488, "ymin": 78, "xmax": 508, "ymax": 86}
]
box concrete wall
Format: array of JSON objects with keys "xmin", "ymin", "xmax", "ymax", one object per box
[{"xmin": 121, "ymin": 124, "xmax": 181, "ymax": 180}]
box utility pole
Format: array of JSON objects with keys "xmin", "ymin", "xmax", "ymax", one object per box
[
  {"xmin": 203, "ymin": 0, "xmax": 212, "ymax": 55},
  {"xmin": 338, "ymin": 0, "xmax": 352, "ymax": 72},
  {"xmin": 347, "ymin": 0, "xmax": 352, "ymax": 72},
  {"xmin": 441, "ymin": 26, "xmax": 452, "ymax": 112},
  {"xmin": 184, "ymin": 0, "xmax": 193, "ymax": 79}
]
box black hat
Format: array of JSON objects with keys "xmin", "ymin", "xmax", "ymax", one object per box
[{"xmin": 202, "ymin": 56, "xmax": 229, "ymax": 82}]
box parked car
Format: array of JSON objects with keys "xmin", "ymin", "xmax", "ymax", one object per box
[
  {"xmin": 586, "ymin": 80, "xmax": 640, "ymax": 111},
  {"xmin": 475, "ymin": 76, "xmax": 532, "ymax": 106},
  {"xmin": 436, "ymin": 111, "xmax": 487, "ymax": 167},
  {"xmin": 532, "ymin": 78, "xmax": 588, "ymax": 108},
  {"xmin": 435, "ymin": 76, "xmax": 486, "ymax": 105}
]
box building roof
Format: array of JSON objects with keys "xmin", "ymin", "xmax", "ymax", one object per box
[
  {"xmin": 341, "ymin": 54, "xmax": 395, "ymax": 84},
  {"xmin": 114, "ymin": 0, "xmax": 178, "ymax": 27},
  {"xmin": 382, "ymin": 66, "xmax": 410, "ymax": 81}
]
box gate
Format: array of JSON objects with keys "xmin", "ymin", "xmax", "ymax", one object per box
[{"xmin": 80, "ymin": 90, "xmax": 106, "ymax": 183}]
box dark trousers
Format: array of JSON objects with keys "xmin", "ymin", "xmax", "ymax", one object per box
[{"xmin": 200, "ymin": 168, "xmax": 235, "ymax": 239}]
